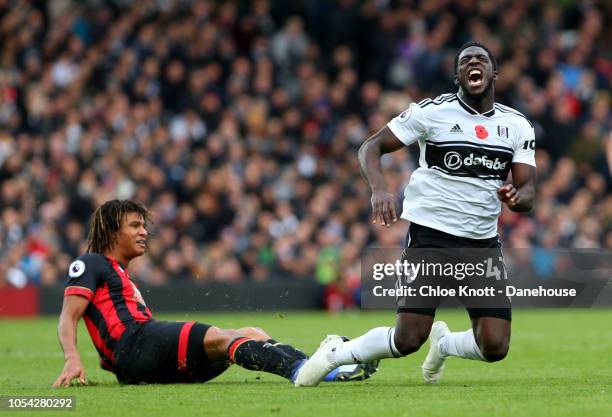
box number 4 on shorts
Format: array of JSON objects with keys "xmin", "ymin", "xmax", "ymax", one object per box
[{"xmin": 485, "ymin": 257, "xmax": 508, "ymax": 280}]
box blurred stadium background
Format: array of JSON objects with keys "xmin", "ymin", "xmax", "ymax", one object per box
[{"xmin": 0, "ymin": 0, "xmax": 610, "ymax": 315}]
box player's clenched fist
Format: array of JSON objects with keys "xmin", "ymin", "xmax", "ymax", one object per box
[
  {"xmin": 371, "ymin": 189, "xmax": 397, "ymax": 227},
  {"xmin": 497, "ymin": 184, "xmax": 520, "ymax": 209},
  {"xmin": 53, "ymin": 358, "xmax": 87, "ymax": 388}
]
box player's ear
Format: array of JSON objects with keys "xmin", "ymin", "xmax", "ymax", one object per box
[
  {"xmin": 492, "ymin": 70, "xmax": 498, "ymax": 81},
  {"xmin": 453, "ymin": 74, "xmax": 459, "ymax": 85}
]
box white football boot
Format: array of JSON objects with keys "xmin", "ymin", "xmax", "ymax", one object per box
[
  {"xmin": 294, "ymin": 335, "xmax": 344, "ymax": 387},
  {"xmin": 422, "ymin": 321, "xmax": 450, "ymax": 384}
]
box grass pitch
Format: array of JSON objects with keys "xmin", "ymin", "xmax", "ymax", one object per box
[{"xmin": 1, "ymin": 309, "xmax": 611, "ymax": 417}]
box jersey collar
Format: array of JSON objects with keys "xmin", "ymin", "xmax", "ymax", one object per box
[
  {"xmin": 456, "ymin": 94, "xmax": 495, "ymax": 117},
  {"xmin": 105, "ymin": 255, "xmax": 127, "ymax": 271}
]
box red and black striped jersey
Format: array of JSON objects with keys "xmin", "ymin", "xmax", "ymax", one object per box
[{"xmin": 64, "ymin": 253, "xmax": 153, "ymax": 371}]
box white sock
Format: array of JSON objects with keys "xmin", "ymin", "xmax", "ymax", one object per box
[
  {"xmin": 438, "ymin": 328, "xmax": 486, "ymax": 361},
  {"xmin": 333, "ymin": 327, "xmax": 402, "ymax": 364}
]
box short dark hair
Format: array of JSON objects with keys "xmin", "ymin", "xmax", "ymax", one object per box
[
  {"xmin": 454, "ymin": 41, "xmax": 497, "ymax": 74},
  {"xmin": 87, "ymin": 200, "xmax": 151, "ymax": 253}
]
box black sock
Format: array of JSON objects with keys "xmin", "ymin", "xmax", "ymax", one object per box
[
  {"xmin": 228, "ymin": 338, "xmax": 303, "ymax": 380},
  {"xmin": 266, "ymin": 339, "xmax": 308, "ymax": 361}
]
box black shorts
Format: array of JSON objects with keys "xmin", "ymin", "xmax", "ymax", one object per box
[
  {"xmin": 114, "ymin": 320, "xmax": 230, "ymax": 384},
  {"xmin": 397, "ymin": 223, "xmax": 511, "ymax": 321}
]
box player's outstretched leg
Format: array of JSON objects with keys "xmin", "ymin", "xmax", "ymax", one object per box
[
  {"xmin": 228, "ymin": 336, "xmax": 303, "ymax": 379},
  {"xmin": 204, "ymin": 326, "xmax": 306, "ymax": 381},
  {"xmin": 204, "ymin": 326, "xmax": 377, "ymax": 383},
  {"xmin": 294, "ymin": 329, "xmax": 400, "ymax": 387},
  {"xmin": 237, "ymin": 326, "xmax": 309, "ymax": 363},
  {"xmin": 233, "ymin": 326, "xmax": 377, "ymax": 382},
  {"xmin": 295, "ymin": 313, "xmax": 432, "ymax": 387},
  {"xmin": 264, "ymin": 335, "xmax": 377, "ymax": 382}
]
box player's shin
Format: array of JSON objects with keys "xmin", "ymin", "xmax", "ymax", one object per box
[
  {"xmin": 228, "ymin": 337, "xmax": 303, "ymax": 380},
  {"xmin": 333, "ymin": 327, "xmax": 402, "ymax": 364},
  {"xmin": 438, "ymin": 328, "xmax": 485, "ymax": 361},
  {"xmin": 266, "ymin": 339, "xmax": 307, "ymax": 360}
]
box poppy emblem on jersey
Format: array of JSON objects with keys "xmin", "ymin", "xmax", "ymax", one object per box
[
  {"xmin": 475, "ymin": 125, "xmax": 488, "ymax": 139},
  {"xmin": 68, "ymin": 260, "xmax": 86, "ymax": 278}
]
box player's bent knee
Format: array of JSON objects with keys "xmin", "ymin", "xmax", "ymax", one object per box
[
  {"xmin": 480, "ymin": 342, "xmax": 509, "ymax": 362},
  {"xmin": 393, "ymin": 332, "xmax": 428, "ymax": 356},
  {"xmin": 218, "ymin": 328, "xmax": 244, "ymax": 343},
  {"xmin": 482, "ymin": 349, "xmax": 508, "ymax": 362},
  {"xmin": 206, "ymin": 326, "xmax": 240, "ymax": 342},
  {"xmin": 236, "ymin": 326, "xmax": 270, "ymax": 341},
  {"xmin": 203, "ymin": 327, "xmax": 244, "ymax": 360}
]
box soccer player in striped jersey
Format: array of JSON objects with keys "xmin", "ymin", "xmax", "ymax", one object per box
[
  {"xmin": 295, "ymin": 42, "xmax": 536, "ymax": 387},
  {"xmin": 53, "ymin": 200, "xmax": 377, "ymax": 386}
]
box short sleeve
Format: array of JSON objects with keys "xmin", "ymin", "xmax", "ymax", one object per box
[
  {"xmin": 512, "ymin": 121, "xmax": 536, "ymax": 166},
  {"xmin": 64, "ymin": 253, "xmax": 104, "ymax": 301},
  {"xmin": 387, "ymin": 103, "xmax": 427, "ymax": 146}
]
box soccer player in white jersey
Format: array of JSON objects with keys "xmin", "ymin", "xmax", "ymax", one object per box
[{"xmin": 295, "ymin": 41, "xmax": 536, "ymax": 387}]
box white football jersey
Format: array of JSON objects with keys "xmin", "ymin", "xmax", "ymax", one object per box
[{"xmin": 387, "ymin": 93, "xmax": 536, "ymax": 239}]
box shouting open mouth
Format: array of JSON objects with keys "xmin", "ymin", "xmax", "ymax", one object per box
[{"xmin": 468, "ymin": 68, "xmax": 484, "ymax": 87}]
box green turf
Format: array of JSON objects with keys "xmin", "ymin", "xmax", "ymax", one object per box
[{"xmin": 1, "ymin": 309, "xmax": 611, "ymax": 417}]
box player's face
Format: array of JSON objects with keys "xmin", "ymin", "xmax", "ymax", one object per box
[
  {"xmin": 114, "ymin": 212, "xmax": 148, "ymax": 259},
  {"xmin": 455, "ymin": 46, "xmax": 497, "ymax": 98}
]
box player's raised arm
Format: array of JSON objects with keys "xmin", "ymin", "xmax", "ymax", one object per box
[
  {"xmin": 53, "ymin": 295, "xmax": 90, "ymax": 387},
  {"xmin": 358, "ymin": 125, "xmax": 405, "ymax": 227}
]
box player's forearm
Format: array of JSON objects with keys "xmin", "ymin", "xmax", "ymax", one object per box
[
  {"xmin": 511, "ymin": 183, "xmax": 535, "ymax": 212},
  {"xmin": 358, "ymin": 140, "xmax": 388, "ymax": 192},
  {"xmin": 57, "ymin": 315, "xmax": 81, "ymax": 361}
]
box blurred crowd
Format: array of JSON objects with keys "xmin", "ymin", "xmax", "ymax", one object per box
[{"xmin": 0, "ymin": 0, "xmax": 610, "ymax": 301}]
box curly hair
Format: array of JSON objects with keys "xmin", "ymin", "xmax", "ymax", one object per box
[{"xmin": 87, "ymin": 200, "xmax": 151, "ymax": 253}]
